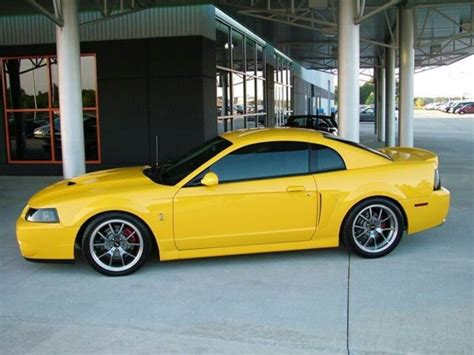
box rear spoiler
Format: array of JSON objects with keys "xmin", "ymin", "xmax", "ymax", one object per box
[{"xmin": 378, "ymin": 147, "xmax": 439, "ymax": 166}]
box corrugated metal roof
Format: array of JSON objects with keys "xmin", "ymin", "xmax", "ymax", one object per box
[
  {"xmin": 0, "ymin": 1, "xmax": 472, "ymax": 69},
  {"xmin": 0, "ymin": 5, "xmax": 215, "ymax": 46}
]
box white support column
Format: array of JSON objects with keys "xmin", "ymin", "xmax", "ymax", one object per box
[
  {"xmin": 376, "ymin": 65, "xmax": 386, "ymax": 142},
  {"xmin": 385, "ymin": 46, "xmax": 396, "ymax": 147},
  {"xmin": 56, "ymin": 0, "xmax": 85, "ymax": 178},
  {"xmin": 337, "ymin": 0, "xmax": 360, "ymax": 142},
  {"xmin": 399, "ymin": 6, "xmax": 415, "ymax": 147}
]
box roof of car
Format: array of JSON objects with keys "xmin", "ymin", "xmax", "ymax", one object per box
[{"xmin": 220, "ymin": 127, "xmax": 325, "ymax": 144}]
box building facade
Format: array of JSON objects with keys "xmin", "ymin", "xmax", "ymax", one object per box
[{"xmin": 0, "ymin": 5, "xmax": 334, "ymax": 175}]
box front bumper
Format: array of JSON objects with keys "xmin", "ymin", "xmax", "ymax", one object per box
[
  {"xmin": 405, "ymin": 187, "xmax": 450, "ymax": 234},
  {"xmin": 16, "ymin": 217, "xmax": 77, "ymax": 260}
]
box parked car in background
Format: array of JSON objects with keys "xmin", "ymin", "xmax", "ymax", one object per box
[
  {"xmin": 360, "ymin": 106, "xmax": 375, "ymax": 122},
  {"xmin": 443, "ymin": 100, "xmax": 461, "ymax": 112},
  {"xmin": 34, "ymin": 114, "xmax": 98, "ymax": 160},
  {"xmin": 359, "ymin": 106, "xmax": 398, "ymax": 122},
  {"xmin": 455, "ymin": 103, "xmax": 474, "ymax": 115},
  {"xmin": 286, "ymin": 115, "xmax": 338, "ymax": 135},
  {"xmin": 424, "ymin": 102, "xmax": 440, "ymax": 110},
  {"xmin": 449, "ymin": 101, "xmax": 474, "ymax": 113}
]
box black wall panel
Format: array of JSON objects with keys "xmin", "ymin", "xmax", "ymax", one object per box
[
  {"xmin": 148, "ymin": 76, "xmax": 206, "ymax": 162},
  {"xmin": 98, "ymin": 78, "xmax": 149, "ymax": 164}
]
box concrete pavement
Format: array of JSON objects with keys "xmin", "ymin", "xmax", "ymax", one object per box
[{"xmin": 0, "ymin": 115, "xmax": 472, "ymax": 354}]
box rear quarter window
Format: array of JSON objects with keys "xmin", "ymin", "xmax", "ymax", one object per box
[{"xmin": 310, "ymin": 144, "xmax": 346, "ymax": 173}]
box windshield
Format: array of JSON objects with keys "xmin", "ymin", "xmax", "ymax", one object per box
[
  {"xmin": 145, "ymin": 136, "xmax": 232, "ymax": 185},
  {"xmin": 322, "ymin": 133, "xmax": 393, "ymax": 161}
]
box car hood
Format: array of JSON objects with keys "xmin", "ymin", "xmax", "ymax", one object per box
[{"xmin": 28, "ymin": 166, "xmax": 162, "ymax": 207}]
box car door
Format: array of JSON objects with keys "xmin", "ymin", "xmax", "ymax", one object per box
[{"xmin": 173, "ymin": 141, "xmax": 318, "ymax": 250}]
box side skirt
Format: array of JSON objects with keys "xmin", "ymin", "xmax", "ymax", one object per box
[{"xmin": 159, "ymin": 237, "xmax": 340, "ymax": 261}]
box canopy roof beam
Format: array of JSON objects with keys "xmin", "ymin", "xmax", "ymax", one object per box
[{"xmin": 26, "ymin": 0, "xmax": 63, "ymax": 26}]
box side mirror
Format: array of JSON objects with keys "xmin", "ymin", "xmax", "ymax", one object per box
[{"xmin": 200, "ymin": 172, "xmax": 219, "ymax": 187}]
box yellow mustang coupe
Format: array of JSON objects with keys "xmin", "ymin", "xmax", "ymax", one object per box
[{"xmin": 16, "ymin": 128, "xmax": 450, "ymax": 276}]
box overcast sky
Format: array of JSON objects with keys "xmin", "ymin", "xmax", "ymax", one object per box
[{"xmin": 414, "ymin": 55, "xmax": 474, "ymax": 99}]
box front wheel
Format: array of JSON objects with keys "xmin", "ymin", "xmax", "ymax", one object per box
[
  {"xmin": 82, "ymin": 213, "xmax": 151, "ymax": 276},
  {"xmin": 342, "ymin": 199, "xmax": 404, "ymax": 258}
]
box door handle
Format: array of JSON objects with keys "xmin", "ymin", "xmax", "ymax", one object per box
[{"xmin": 287, "ymin": 185, "xmax": 305, "ymax": 192}]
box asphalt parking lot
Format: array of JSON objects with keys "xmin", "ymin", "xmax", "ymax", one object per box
[{"xmin": 1, "ymin": 112, "xmax": 472, "ymax": 354}]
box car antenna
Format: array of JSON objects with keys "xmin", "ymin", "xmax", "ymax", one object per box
[{"xmin": 155, "ymin": 135, "xmax": 159, "ymax": 167}]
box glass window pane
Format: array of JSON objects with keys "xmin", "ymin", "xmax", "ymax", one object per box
[
  {"xmin": 257, "ymin": 45, "xmax": 264, "ymax": 77},
  {"xmin": 233, "ymin": 116, "xmax": 245, "ymax": 130},
  {"xmin": 287, "ymin": 63, "xmax": 292, "ymax": 86},
  {"xmin": 51, "ymin": 111, "xmax": 99, "ymax": 161},
  {"xmin": 216, "ymin": 21, "xmax": 230, "ymax": 68},
  {"xmin": 310, "ymin": 144, "xmax": 346, "ymax": 173},
  {"xmin": 288, "ymin": 86, "xmax": 292, "ymax": 113},
  {"xmin": 4, "ymin": 58, "xmax": 49, "ymax": 109},
  {"xmin": 50, "ymin": 56, "xmax": 97, "ymax": 108},
  {"xmin": 246, "ymin": 76, "xmax": 255, "ymax": 114},
  {"xmin": 50, "ymin": 57, "xmax": 59, "ymax": 108},
  {"xmin": 273, "ymin": 55, "xmax": 277, "ymax": 82},
  {"xmin": 232, "ymin": 73, "xmax": 244, "ymax": 115},
  {"xmin": 245, "ymin": 39, "xmax": 256, "ymax": 75},
  {"xmin": 211, "ymin": 141, "xmax": 309, "ymax": 182},
  {"xmin": 256, "ymin": 79, "xmax": 264, "ymax": 113},
  {"xmin": 7, "ymin": 111, "xmax": 52, "ymax": 160},
  {"xmin": 217, "ymin": 69, "xmax": 231, "ymax": 116},
  {"xmin": 0, "ymin": 70, "xmax": 4, "ymax": 112},
  {"xmin": 247, "ymin": 115, "xmax": 258, "ymax": 128},
  {"xmin": 218, "ymin": 118, "xmax": 225, "ymax": 134},
  {"xmin": 81, "ymin": 56, "xmax": 97, "ymax": 108},
  {"xmin": 232, "ymin": 30, "xmax": 244, "ymax": 72}
]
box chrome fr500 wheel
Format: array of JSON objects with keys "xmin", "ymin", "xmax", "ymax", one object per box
[
  {"xmin": 343, "ymin": 199, "xmax": 404, "ymax": 258},
  {"xmin": 82, "ymin": 213, "xmax": 151, "ymax": 276}
]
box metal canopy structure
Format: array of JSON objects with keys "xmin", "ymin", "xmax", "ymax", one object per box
[
  {"xmin": 217, "ymin": 0, "xmax": 474, "ymax": 73},
  {"xmin": 1, "ymin": 0, "xmax": 473, "ymax": 177},
  {"xmin": 2, "ymin": 1, "xmax": 472, "ymax": 71}
]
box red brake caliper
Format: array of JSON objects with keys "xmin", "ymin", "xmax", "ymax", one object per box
[{"xmin": 123, "ymin": 226, "xmax": 138, "ymax": 244}]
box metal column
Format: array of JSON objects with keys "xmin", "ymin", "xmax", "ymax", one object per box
[
  {"xmin": 337, "ymin": 0, "xmax": 360, "ymax": 142},
  {"xmin": 385, "ymin": 46, "xmax": 396, "ymax": 147},
  {"xmin": 56, "ymin": 0, "xmax": 85, "ymax": 178},
  {"xmin": 376, "ymin": 65, "xmax": 386, "ymax": 142},
  {"xmin": 399, "ymin": 6, "xmax": 415, "ymax": 147}
]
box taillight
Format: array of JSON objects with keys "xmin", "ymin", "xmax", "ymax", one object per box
[{"xmin": 434, "ymin": 168, "xmax": 441, "ymax": 190}]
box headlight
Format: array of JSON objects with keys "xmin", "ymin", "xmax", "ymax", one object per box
[
  {"xmin": 434, "ymin": 168, "xmax": 441, "ymax": 191},
  {"xmin": 25, "ymin": 208, "xmax": 60, "ymax": 223}
]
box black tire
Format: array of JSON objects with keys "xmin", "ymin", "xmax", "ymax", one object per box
[
  {"xmin": 342, "ymin": 198, "xmax": 404, "ymax": 258},
  {"xmin": 82, "ymin": 212, "xmax": 151, "ymax": 276},
  {"xmin": 459, "ymin": 110, "xmax": 465, "ymax": 115}
]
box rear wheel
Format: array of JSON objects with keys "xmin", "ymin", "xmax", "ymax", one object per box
[
  {"xmin": 342, "ymin": 199, "xmax": 404, "ymax": 258},
  {"xmin": 82, "ymin": 213, "xmax": 151, "ymax": 276}
]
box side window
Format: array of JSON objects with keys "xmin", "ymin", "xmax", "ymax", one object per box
[
  {"xmin": 310, "ymin": 144, "xmax": 346, "ymax": 173},
  {"xmin": 211, "ymin": 141, "xmax": 309, "ymax": 182}
]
